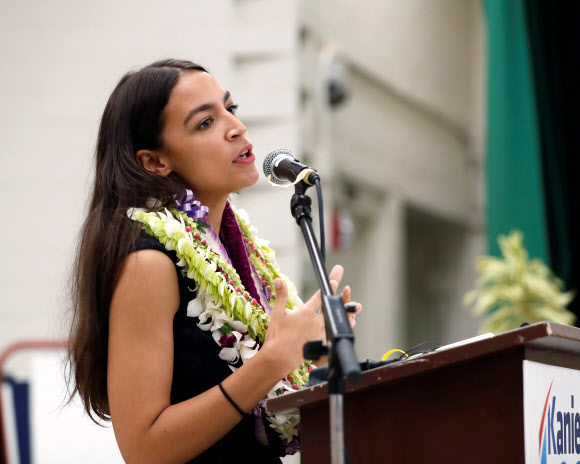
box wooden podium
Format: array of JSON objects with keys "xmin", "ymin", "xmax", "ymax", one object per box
[{"xmin": 265, "ymin": 322, "xmax": 580, "ymax": 464}]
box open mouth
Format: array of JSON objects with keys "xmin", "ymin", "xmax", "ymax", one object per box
[{"xmin": 236, "ymin": 150, "xmax": 250, "ymax": 160}]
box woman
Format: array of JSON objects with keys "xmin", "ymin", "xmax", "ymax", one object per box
[{"xmin": 68, "ymin": 59, "xmax": 360, "ymax": 463}]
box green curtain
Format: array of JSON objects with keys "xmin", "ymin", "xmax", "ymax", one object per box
[
  {"xmin": 484, "ymin": 0, "xmax": 549, "ymax": 262},
  {"xmin": 523, "ymin": 1, "xmax": 580, "ymax": 321}
]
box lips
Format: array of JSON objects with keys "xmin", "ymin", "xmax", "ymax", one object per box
[{"xmin": 233, "ymin": 144, "xmax": 255, "ymax": 164}]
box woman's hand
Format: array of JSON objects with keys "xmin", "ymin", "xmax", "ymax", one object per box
[
  {"xmin": 263, "ymin": 265, "xmax": 363, "ymax": 372},
  {"xmin": 313, "ymin": 265, "xmax": 363, "ymax": 367},
  {"xmin": 262, "ymin": 278, "xmax": 326, "ymax": 375},
  {"xmin": 327, "ymin": 265, "xmax": 362, "ymax": 329}
]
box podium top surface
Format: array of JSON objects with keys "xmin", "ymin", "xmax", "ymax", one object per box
[{"xmin": 266, "ymin": 322, "xmax": 580, "ymax": 414}]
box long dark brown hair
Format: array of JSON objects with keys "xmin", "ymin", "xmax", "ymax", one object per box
[{"xmin": 68, "ymin": 59, "xmax": 207, "ymax": 422}]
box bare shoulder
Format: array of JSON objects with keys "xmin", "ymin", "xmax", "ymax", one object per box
[
  {"xmin": 122, "ymin": 248, "xmax": 177, "ymax": 282},
  {"xmin": 111, "ymin": 249, "xmax": 181, "ymax": 320}
]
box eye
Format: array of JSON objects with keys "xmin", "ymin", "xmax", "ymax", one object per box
[
  {"xmin": 197, "ymin": 117, "xmax": 213, "ymax": 130},
  {"xmin": 227, "ymin": 103, "xmax": 239, "ymax": 115}
]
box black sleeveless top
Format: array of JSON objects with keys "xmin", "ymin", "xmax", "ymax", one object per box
[{"xmin": 135, "ymin": 234, "xmax": 283, "ymax": 464}]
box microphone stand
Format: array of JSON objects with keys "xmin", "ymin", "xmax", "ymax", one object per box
[{"xmin": 290, "ymin": 178, "xmax": 361, "ymax": 464}]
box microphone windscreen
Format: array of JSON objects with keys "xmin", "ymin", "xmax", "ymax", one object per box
[{"xmin": 263, "ymin": 148, "xmax": 294, "ymax": 185}]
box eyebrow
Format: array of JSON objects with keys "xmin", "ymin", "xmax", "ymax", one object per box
[{"xmin": 183, "ymin": 90, "xmax": 231, "ymax": 126}]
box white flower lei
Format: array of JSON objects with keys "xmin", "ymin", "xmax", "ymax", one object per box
[{"xmin": 128, "ymin": 205, "xmax": 311, "ymax": 448}]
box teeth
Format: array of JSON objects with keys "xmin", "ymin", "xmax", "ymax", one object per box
[{"xmin": 238, "ymin": 150, "xmax": 249, "ymax": 159}]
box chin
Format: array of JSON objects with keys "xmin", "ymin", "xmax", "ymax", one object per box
[
  {"xmin": 244, "ymin": 167, "xmax": 261, "ymax": 188},
  {"xmin": 229, "ymin": 171, "xmax": 260, "ymax": 194}
]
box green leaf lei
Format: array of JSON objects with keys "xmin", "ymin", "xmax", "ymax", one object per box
[{"xmin": 129, "ymin": 205, "xmax": 312, "ymax": 445}]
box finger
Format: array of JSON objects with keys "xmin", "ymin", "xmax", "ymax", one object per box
[
  {"xmin": 328, "ymin": 265, "xmax": 344, "ymax": 287},
  {"xmin": 330, "ymin": 279, "xmax": 339, "ymax": 294},
  {"xmin": 348, "ymin": 301, "xmax": 362, "ymax": 315},
  {"xmin": 341, "ymin": 285, "xmax": 351, "ymax": 303},
  {"xmin": 270, "ymin": 279, "xmax": 288, "ymax": 322},
  {"xmin": 347, "ymin": 301, "xmax": 361, "ymax": 329},
  {"xmin": 303, "ymin": 289, "xmax": 322, "ymax": 312}
]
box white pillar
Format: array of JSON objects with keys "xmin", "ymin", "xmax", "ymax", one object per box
[{"xmin": 354, "ymin": 191, "xmax": 405, "ymax": 360}]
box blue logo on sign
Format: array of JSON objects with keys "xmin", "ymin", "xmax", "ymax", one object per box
[{"xmin": 539, "ymin": 381, "xmax": 580, "ymax": 463}]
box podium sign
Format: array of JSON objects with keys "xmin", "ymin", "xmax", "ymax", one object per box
[{"xmin": 524, "ymin": 360, "xmax": 580, "ymax": 464}]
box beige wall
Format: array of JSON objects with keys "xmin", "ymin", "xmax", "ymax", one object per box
[
  {"xmin": 299, "ymin": 0, "xmax": 486, "ymax": 356},
  {"xmin": 302, "ymin": 0, "xmax": 483, "ymax": 135}
]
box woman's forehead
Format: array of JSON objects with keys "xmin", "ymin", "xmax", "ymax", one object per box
[{"xmin": 169, "ymin": 71, "xmax": 225, "ymax": 110}]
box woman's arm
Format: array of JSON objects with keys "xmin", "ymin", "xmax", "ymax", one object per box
[{"xmin": 108, "ymin": 249, "xmax": 324, "ymax": 464}]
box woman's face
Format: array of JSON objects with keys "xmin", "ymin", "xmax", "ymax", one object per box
[{"xmin": 160, "ymin": 71, "xmax": 259, "ymax": 201}]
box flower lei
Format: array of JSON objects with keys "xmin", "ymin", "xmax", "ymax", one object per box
[{"xmin": 128, "ymin": 199, "xmax": 312, "ymax": 452}]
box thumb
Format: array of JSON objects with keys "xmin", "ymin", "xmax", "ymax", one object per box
[{"xmin": 270, "ymin": 278, "xmax": 289, "ymax": 321}]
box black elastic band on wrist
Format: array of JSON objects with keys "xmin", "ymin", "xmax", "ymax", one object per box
[{"xmin": 218, "ymin": 382, "xmax": 245, "ymax": 417}]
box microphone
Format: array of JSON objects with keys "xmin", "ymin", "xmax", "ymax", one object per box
[{"xmin": 263, "ymin": 148, "xmax": 319, "ymax": 186}]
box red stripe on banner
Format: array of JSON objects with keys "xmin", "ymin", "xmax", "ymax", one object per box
[{"xmin": 538, "ymin": 380, "xmax": 554, "ymax": 453}]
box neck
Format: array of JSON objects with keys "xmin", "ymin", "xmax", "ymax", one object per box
[{"xmin": 196, "ymin": 194, "xmax": 228, "ymax": 236}]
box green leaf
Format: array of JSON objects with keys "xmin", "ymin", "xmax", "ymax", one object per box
[
  {"xmin": 195, "ymin": 220, "xmax": 210, "ymax": 232},
  {"xmin": 464, "ymin": 230, "xmax": 576, "ymax": 334}
]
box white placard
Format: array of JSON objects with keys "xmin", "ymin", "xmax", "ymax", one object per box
[{"xmin": 523, "ymin": 360, "xmax": 580, "ymax": 464}]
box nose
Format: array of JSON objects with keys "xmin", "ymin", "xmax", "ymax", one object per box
[{"xmin": 226, "ymin": 112, "xmax": 246, "ymax": 141}]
